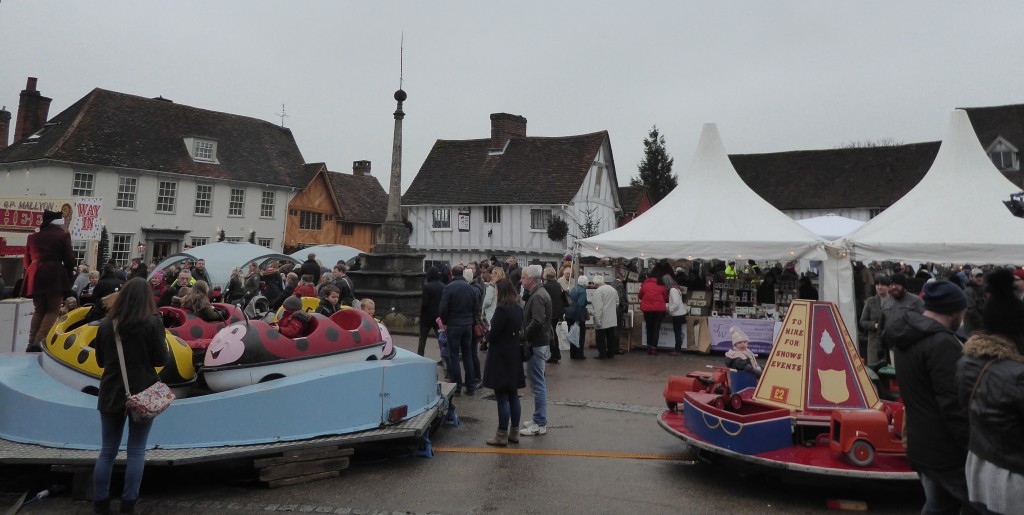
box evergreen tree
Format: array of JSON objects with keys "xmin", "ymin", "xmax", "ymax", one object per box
[{"xmin": 630, "ymin": 125, "xmax": 676, "ymax": 204}]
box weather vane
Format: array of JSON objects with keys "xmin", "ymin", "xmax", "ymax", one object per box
[{"xmin": 276, "ymin": 104, "xmax": 289, "ymax": 128}]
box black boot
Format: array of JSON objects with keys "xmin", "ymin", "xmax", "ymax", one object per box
[
  {"xmin": 94, "ymin": 498, "xmax": 111, "ymax": 514},
  {"xmin": 120, "ymin": 499, "xmax": 136, "ymax": 513}
]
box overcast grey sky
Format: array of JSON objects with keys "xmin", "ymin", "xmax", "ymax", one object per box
[{"xmin": 5, "ymin": 1, "xmax": 1024, "ymax": 194}]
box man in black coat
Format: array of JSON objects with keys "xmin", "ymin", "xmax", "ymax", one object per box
[
  {"xmin": 298, "ymin": 253, "xmax": 321, "ymax": 283},
  {"xmin": 541, "ymin": 267, "xmax": 566, "ymax": 364},
  {"xmin": 418, "ymin": 267, "xmax": 445, "ymax": 356},
  {"xmin": 884, "ymin": 281, "xmax": 972, "ymax": 513},
  {"xmin": 439, "ymin": 265, "xmax": 481, "ymax": 395}
]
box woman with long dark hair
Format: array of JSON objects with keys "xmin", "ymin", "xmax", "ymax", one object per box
[
  {"xmin": 481, "ymin": 278, "xmax": 526, "ymax": 446},
  {"xmin": 92, "ymin": 278, "xmax": 167, "ymax": 514}
]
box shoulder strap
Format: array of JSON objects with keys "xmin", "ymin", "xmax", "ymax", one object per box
[
  {"xmin": 112, "ymin": 321, "xmax": 133, "ymax": 396},
  {"xmin": 968, "ymin": 359, "xmax": 998, "ymax": 407}
]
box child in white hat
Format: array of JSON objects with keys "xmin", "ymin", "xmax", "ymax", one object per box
[{"xmin": 724, "ymin": 326, "xmax": 762, "ymax": 377}]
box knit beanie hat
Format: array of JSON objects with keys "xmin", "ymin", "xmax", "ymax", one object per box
[
  {"xmin": 891, "ymin": 273, "xmax": 908, "ymax": 287},
  {"xmin": 282, "ymin": 296, "xmax": 303, "ymax": 312},
  {"xmin": 1014, "ymin": 268, "xmax": 1024, "ymax": 282},
  {"xmin": 730, "ymin": 326, "xmax": 749, "ymax": 345},
  {"xmin": 922, "ymin": 281, "xmax": 967, "ymax": 314}
]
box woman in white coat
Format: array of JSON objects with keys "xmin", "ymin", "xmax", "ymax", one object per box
[
  {"xmin": 590, "ymin": 275, "xmax": 620, "ymax": 359},
  {"xmin": 664, "ymin": 275, "xmax": 687, "ymax": 356}
]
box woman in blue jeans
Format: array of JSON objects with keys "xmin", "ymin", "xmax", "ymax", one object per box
[
  {"xmin": 92, "ymin": 278, "xmax": 168, "ymax": 514},
  {"xmin": 481, "ymin": 279, "xmax": 526, "ymax": 446}
]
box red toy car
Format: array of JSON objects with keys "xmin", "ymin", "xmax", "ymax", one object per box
[
  {"xmin": 829, "ymin": 404, "xmax": 905, "ymax": 466},
  {"xmin": 663, "ymin": 366, "xmax": 756, "ymax": 412}
]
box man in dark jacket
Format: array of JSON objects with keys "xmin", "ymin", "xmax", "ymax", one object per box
[
  {"xmin": 541, "ymin": 267, "xmax": 565, "ymax": 363},
  {"xmin": 506, "ymin": 256, "xmax": 522, "ymax": 293},
  {"xmin": 298, "ymin": 253, "xmax": 321, "ymax": 283},
  {"xmin": 962, "ymin": 268, "xmax": 986, "ymax": 335},
  {"xmin": 884, "ymin": 280, "xmax": 973, "ymax": 514},
  {"xmin": 439, "ymin": 265, "xmax": 481, "ymax": 395},
  {"xmin": 418, "ymin": 267, "xmax": 445, "ymax": 357},
  {"xmin": 191, "ymin": 258, "xmax": 212, "ymax": 285}
]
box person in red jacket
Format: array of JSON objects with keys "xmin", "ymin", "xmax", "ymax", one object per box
[
  {"xmin": 24, "ymin": 210, "xmax": 75, "ymax": 350},
  {"xmin": 277, "ymin": 296, "xmax": 311, "ymax": 339},
  {"xmin": 638, "ymin": 274, "xmax": 668, "ymax": 355}
]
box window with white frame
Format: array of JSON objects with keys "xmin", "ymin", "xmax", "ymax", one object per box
[
  {"xmin": 990, "ymin": 150, "xmax": 1019, "ymax": 171},
  {"xmin": 116, "ymin": 176, "xmax": 137, "ymax": 209},
  {"xmin": 484, "ymin": 206, "xmax": 501, "ymax": 223},
  {"xmin": 299, "ymin": 211, "xmax": 323, "ymax": 230},
  {"xmin": 72, "ymin": 172, "xmax": 94, "ymax": 196},
  {"xmin": 71, "ymin": 240, "xmax": 88, "ymax": 267},
  {"xmin": 260, "ymin": 191, "xmax": 275, "ymax": 218},
  {"xmin": 225, "ymin": 237, "xmax": 243, "ymax": 243},
  {"xmin": 257, "ymin": 237, "xmax": 273, "ymax": 248},
  {"xmin": 530, "ymin": 209, "xmax": 552, "ymax": 230},
  {"xmin": 986, "ymin": 137, "xmax": 1019, "ymax": 172},
  {"xmin": 432, "ymin": 208, "xmax": 451, "ymax": 229},
  {"xmin": 190, "ymin": 237, "xmax": 209, "ymax": 247},
  {"xmin": 194, "ymin": 139, "xmax": 215, "ymax": 161},
  {"xmin": 111, "ymin": 234, "xmax": 133, "ymax": 268},
  {"xmin": 194, "ymin": 184, "xmax": 213, "ymax": 215},
  {"xmin": 229, "ymin": 188, "xmax": 245, "ymax": 216},
  {"xmin": 156, "ymin": 181, "xmax": 177, "ymax": 213}
]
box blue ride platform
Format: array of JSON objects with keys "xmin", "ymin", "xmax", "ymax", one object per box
[{"xmin": 0, "ymin": 348, "xmax": 442, "ymax": 451}]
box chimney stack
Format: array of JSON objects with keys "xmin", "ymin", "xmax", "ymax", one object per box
[
  {"xmin": 489, "ymin": 113, "xmax": 527, "ymax": 153},
  {"xmin": 0, "ymin": 107, "xmax": 11, "ymax": 150},
  {"xmin": 14, "ymin": 77, "xmax": 52, "ymax": 143},
  {"xmin": 353, "ymin": 160, "xmax": 371, "ymax": 176}
]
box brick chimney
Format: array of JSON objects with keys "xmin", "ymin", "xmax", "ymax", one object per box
[
  {"xmin": 353, "ymin": 160, "xmax": 371, "ymax": 176},
  {"xmin": 14, "ymin": 77, "xmax": 52, "ymax": 143},
  {"xmin": 0, "ymin": 107, "xmax": 10, "ymax": 150},
  {"xmin": 489, "ymin": 113, "xmax": 527, "ymax": 153}
]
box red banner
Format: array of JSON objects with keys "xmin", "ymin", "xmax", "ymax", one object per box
[{"xmin": 0, "ymin": 209, "xmax": 43, "ymax": 230}]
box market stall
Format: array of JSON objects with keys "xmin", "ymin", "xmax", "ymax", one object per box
[{"xmin": 578, "ymin": 123, "xmax": 846, "ymax": 353}]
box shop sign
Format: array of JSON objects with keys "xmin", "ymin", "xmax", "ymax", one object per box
[{"xmin": 0, "ymin": 197, "xmax": 76, "ymax": 231}]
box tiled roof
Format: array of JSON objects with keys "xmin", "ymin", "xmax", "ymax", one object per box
[
  {"xmin": 325, "ymin": 169, "xmax": 388, "ymax": 224},
  {"xmin": 402, "ymin": 131, "xmax": 609, "ymax": 205},
  {"xmin": 617, "ymin": 185, "xmax": 650, "ymax": 212},
  {"xmin": 730, "ymin": 143, "xmax": 939, "ymax": 210},
  {"xmin": 964, "ymin": 104, "xmax": 1024, "ymax": 151},
  {"xmin": 0, "ymin": 88, "xmax": 308, "ymax": 188}
]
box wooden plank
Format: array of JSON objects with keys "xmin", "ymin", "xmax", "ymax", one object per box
[
  {"xmin": 258, "ymin": 457, "xmax": 349, "ymax": 482},
  {"xmin": 265, "ymin": 470, "xmax": 340, "ymax": 488},
  {"xmin": 282, "ymin": 445, "xmax": 353, "ymax": 459},
  {"xmin": 252, "ymin": 447, "xmax": 353, "ymax": 468}
]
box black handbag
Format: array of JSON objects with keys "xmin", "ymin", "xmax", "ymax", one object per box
[{"xmin": 517, "ymin": 329, "xmax": 533, "ymax": 362}]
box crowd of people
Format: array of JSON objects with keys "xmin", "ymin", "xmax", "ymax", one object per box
[{"xmin": 848, "ymin": 261, "xmax": 1024, "ymax": 514}]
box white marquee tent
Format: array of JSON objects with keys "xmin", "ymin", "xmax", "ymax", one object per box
[
  {"xmin": 843, "ymin": 110, "xmax": 1024, "ymax": 264},
  {"xmin": 579, "ymin": 123, "xmax": 827, "ymax": 261},
  {"xmin": 578, "ymin": 124, "xmax": 857, "ymax": 335},
  {"xmin": 796, "ymin": 214, "xmax": 866, "ymax": 241}
]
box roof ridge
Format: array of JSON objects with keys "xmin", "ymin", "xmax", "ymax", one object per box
[
  {"xmin": 92, "ymin": 87, "xmax": 288, "ymax": 130},
  {"xmin": 45, "ymin": 87, "xmax": 101, "ymax": 157}
]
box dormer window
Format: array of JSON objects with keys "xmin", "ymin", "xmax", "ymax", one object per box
[
  {"xmin": 184, "ymin": 137, "xmax": 219, "ymax": 164},
  {"xmin": 986, "ymin": 136, "xmax": 1019, "ymax": 172}
]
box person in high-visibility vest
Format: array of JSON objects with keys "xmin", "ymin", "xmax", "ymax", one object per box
[{"xmin": 724, "ymin": 261, "xmax": 738, "ymax": 281}]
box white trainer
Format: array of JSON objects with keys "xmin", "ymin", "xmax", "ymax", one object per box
[{"xmin": 519, "ymin": 422, "xmax": 547, "ymax": 436}]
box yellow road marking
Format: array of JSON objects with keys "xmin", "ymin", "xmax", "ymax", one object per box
[{"xmin": 433, "ymin": 447, "xmax": 693, "ymax": 461}]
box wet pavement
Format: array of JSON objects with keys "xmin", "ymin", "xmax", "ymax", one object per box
[{"xmin": 1, "ymin": 334, "xmax": 923, "ymax": 514}]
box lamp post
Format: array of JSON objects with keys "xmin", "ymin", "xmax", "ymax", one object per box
[{"xmin": 137, "ymin": 242, "xmax": 146, "ymax": 260}]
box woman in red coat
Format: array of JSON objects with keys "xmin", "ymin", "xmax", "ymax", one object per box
[
  {"xmin": 638, "ymin": 275, "xmax": 668, "ymax": 356},
  {"xmin": 23, "ymin": 210, "xmax": 75, "ymax": 350}
]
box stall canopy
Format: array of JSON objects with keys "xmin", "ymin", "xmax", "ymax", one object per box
[
  {"xmin": 843, "ymin": 110, "xmax": 1024, "ymax": 264},
  {"xmin": 796, "ymin": 215, "xmax": 866, "ymax": 241},
  {"xmin": 151, "ymin": 242, "xmax": 297, "ymax": 288},
  {"xmin": 579, "ymin": 123, "xmax": 826, "ymax": 261}
]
